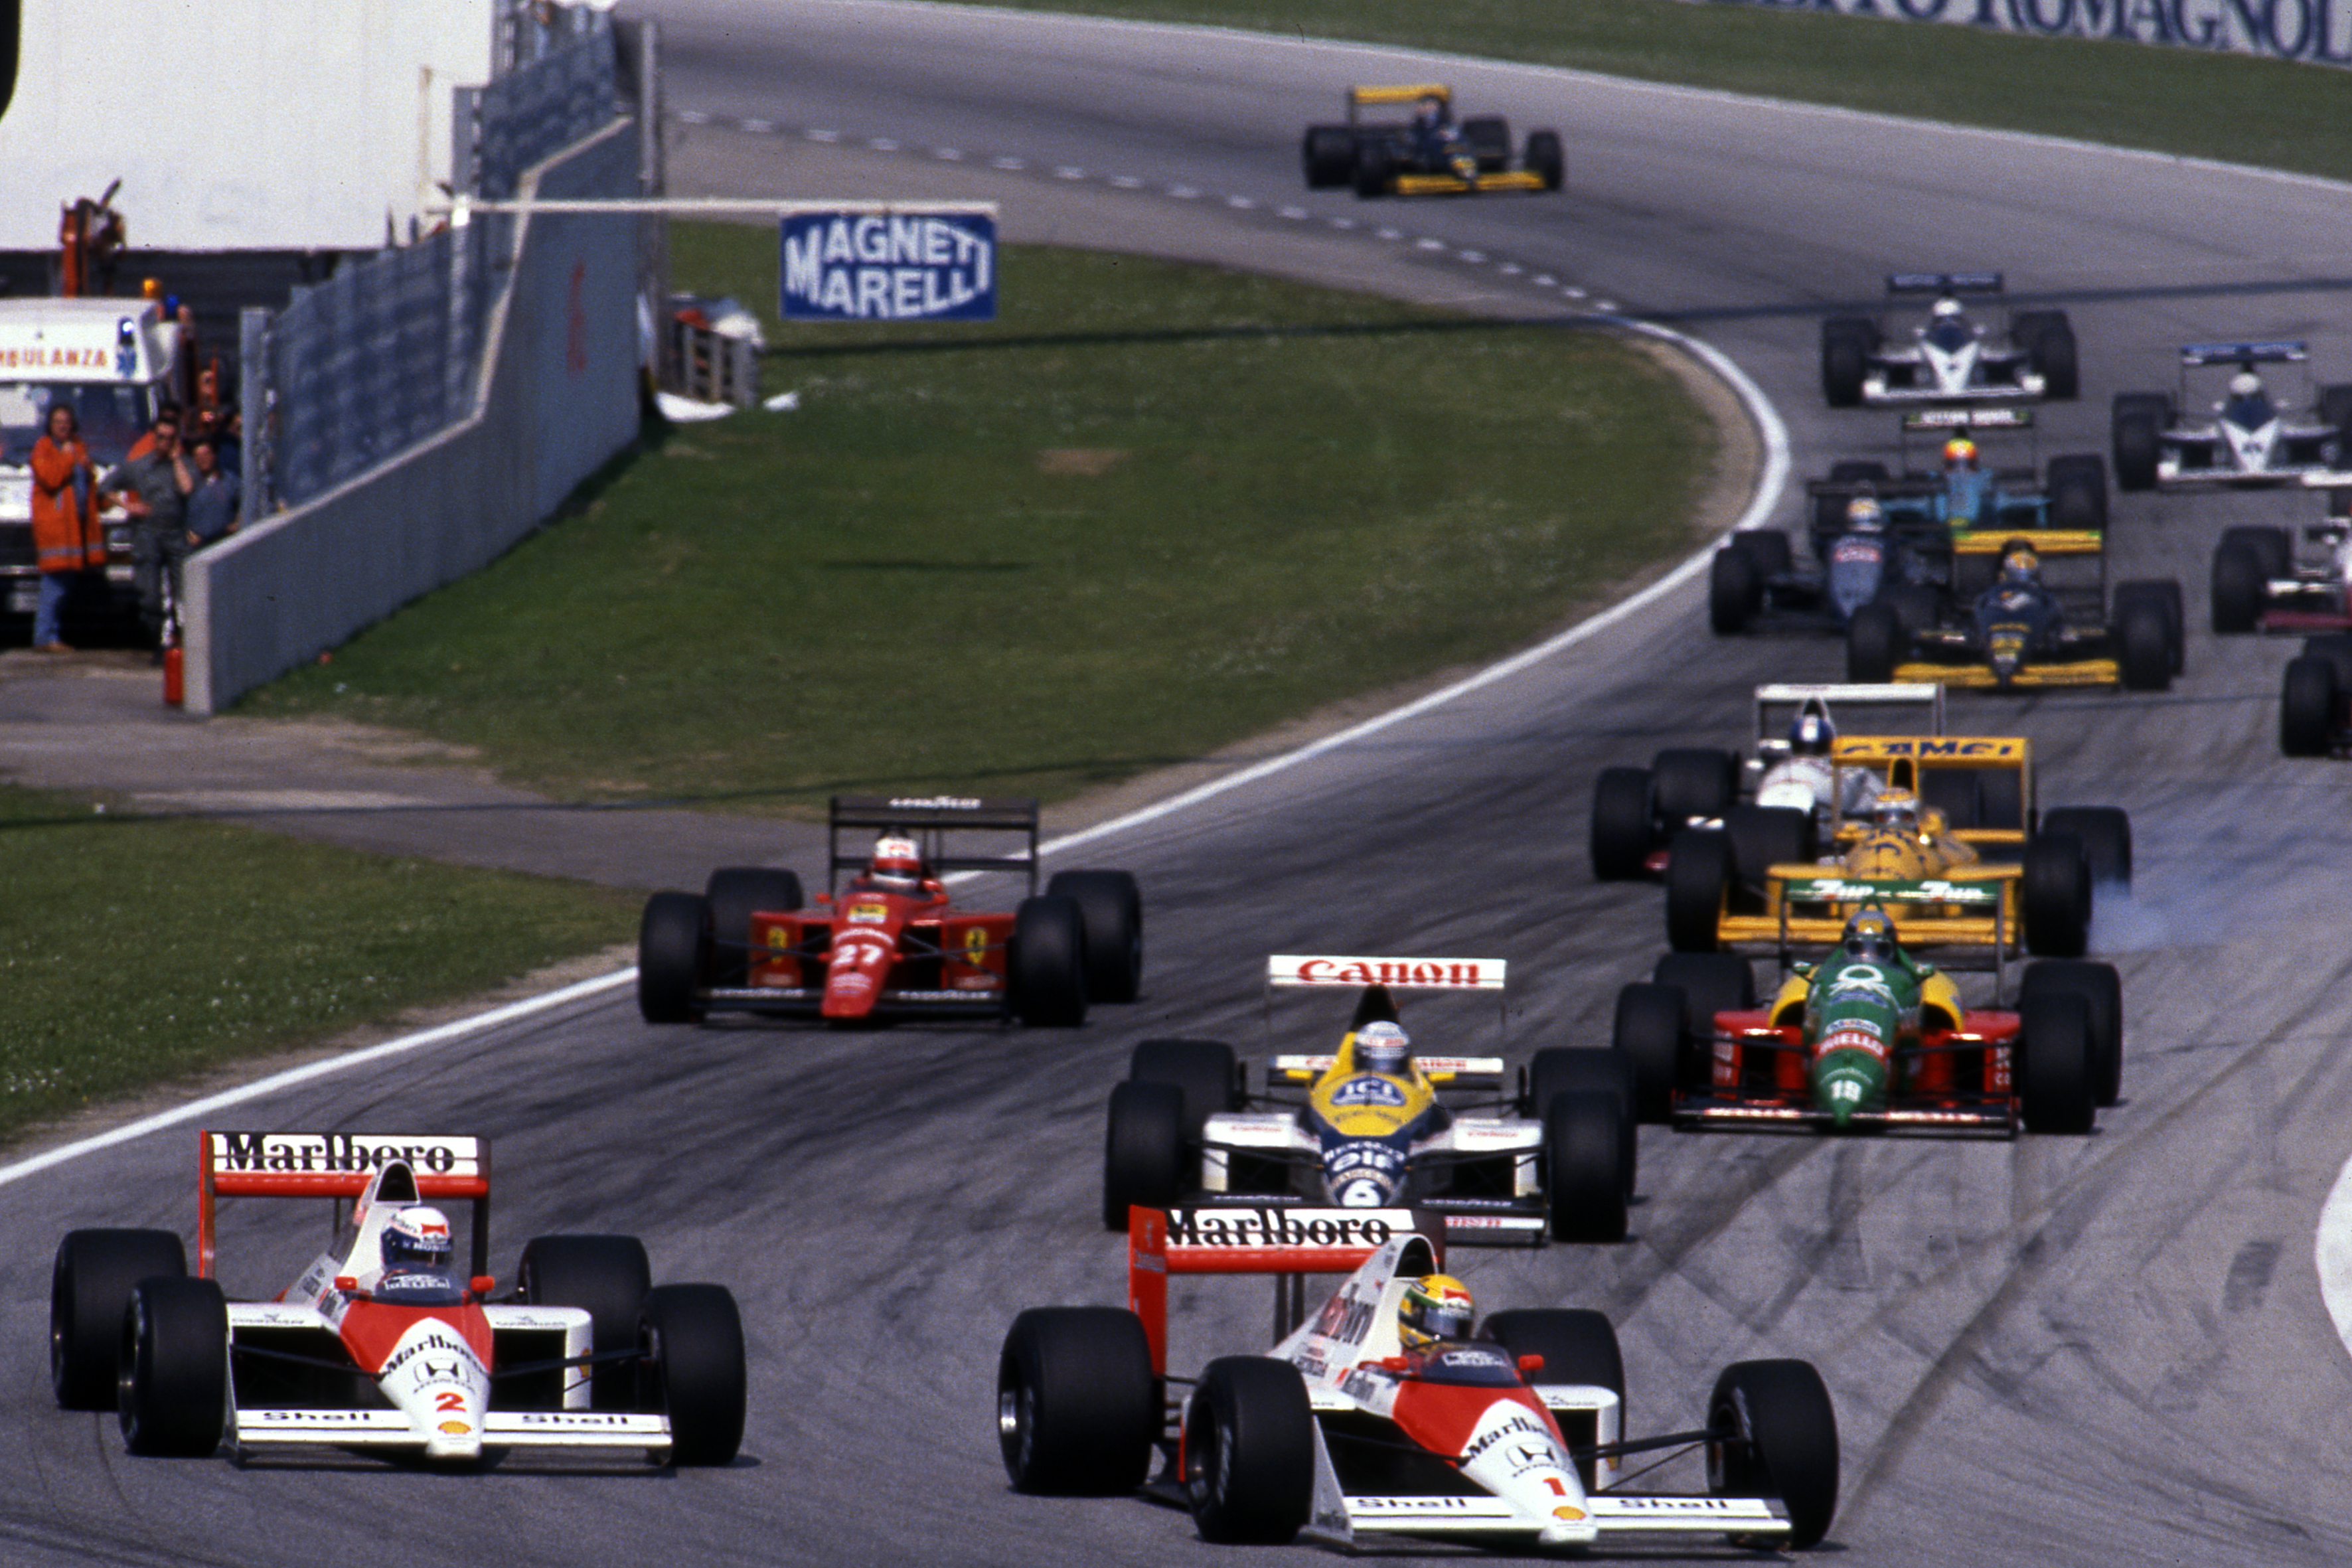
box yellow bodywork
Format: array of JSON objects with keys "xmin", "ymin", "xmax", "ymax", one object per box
[
  {"xmin": 1287, "ymin": 1030, "xmax": 1440, "ymax": 1137},
  {"xmin": 1893, "ymin": 658, "xmax": 2121, "ymax": 689},
  {"xmin": 1390, "ymin": 169, "xmax": 1549, "ymax": 195}
]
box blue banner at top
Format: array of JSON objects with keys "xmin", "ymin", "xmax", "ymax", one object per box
[{"xmin": 780, "ymin": 210, "xmax": 997, "ymax": 322}]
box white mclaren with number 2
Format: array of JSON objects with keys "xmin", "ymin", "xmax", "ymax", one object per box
[
  {"xmin": 999, "ymin": 1206, "xmax": 1840, "ymax": 1552},
  {"xmin": 48, "ymin": 1130, "xmax": 746, "ymax": 1466}
]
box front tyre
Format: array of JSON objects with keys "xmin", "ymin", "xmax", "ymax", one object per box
[
  {"xmin": 637, "ymin": 892, "xmax": 708, "ymax": 1024},
  {"xmin": 1612, "ymin": 982, "xmax": 1689, "ymax": 1124},
  {"xmin": 1186, "ymin": 1357, "xmax": 1316, "ymax": 1544},
  {"xmin": 2019, "ymin": 991, "xmax": 2096, "ymax": 1135},
  {"xmin": 2282, "ymin": 655, "xmax": 2338, "ymax": 757},
  {"xmin": 639, "ymin": 1283, "xmax": 747, "ymax": 1466},
  {"xmin": 119, "ymin": 1276, "xmax": 228, "ymax": 1457},
  {"xmin": 1707, "ymin": 1360, "xmax": 1840, "ymax": 1549},
  {"xmin": 518, "ymin": 1234, "xmax": 653, "ymax": 1411}
]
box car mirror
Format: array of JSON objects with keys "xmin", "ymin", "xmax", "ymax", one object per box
[
  {"xmin": 471, "ymin": 1275, "xmax": 496, "ymax": 1296},
  {"xmin": 1517, "ymin": 1354, "xmax": 1545, "ymax": 1375},
  {"xmin": 333, "ymin": 1275, "xmax": 357, "ymax": 1293}
]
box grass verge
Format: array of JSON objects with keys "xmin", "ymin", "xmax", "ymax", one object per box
[
  {"xmin": 242, "ymin": 228, "xmax": 1715, "ymax": 811},
  {"xmin": 0, "ymin": 783, "xmax": 634, "ymax": 1144},
  {"xmin": 953, "ymin": 0, "xmax": 2352, "ymax": 183}
]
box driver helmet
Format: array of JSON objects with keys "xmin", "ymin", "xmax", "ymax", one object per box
[
  {"xmin": 1845, "ymin": 495, "xmax": 1885, "ymax": 533},
  {"xmin": 1841, "ymin": 906, "xmax": 1899, "ymax": 963},
  {"xmin": 1999, "ymin": 544, "xmax": 2041, "ymax": 586},
  {"xmin": 1871, "ymin": 788, "xmax": 1920, "ymax": 833},
  {"xmin": 382, "ymin": 1206, "xmax": 453, "ymax": 1272},
  {"xmin": 868, "ymin": 834, "xmax": 925, "ymax": 891},
  {"xmin": 1355, "ymin": 1020, "xmax": 1412, "ymax": 1077},
  {"xmin": 1942, "ymin": 436, "xmax": 1978, "ymax": 469},
  {"xmin": 1919, "ymin": 805, "xmax": 1952, "ymax": 840},
  {"xmin": 1790, "ymin": 702, "xmax": 1836, "ymax": 757},
  {"xmin": 1930, "ymin": 297, "xmax": 1964, "ymax": 321},
  {"xmin": 1399, "ymin": 1274, "xmax": 1475, "ymax": 1350},
  {"xmin": 1414, "ymin": 94, "xmax": 1447, "ymax": 127},
  {"xmin": 2229, "ymin": 370, "xmax": 2263, "ymax": 399}
]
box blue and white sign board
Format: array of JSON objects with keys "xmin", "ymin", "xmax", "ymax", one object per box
[{"xmin": 780, "ymin": 208, "xmax": 997, "ymax": 322}]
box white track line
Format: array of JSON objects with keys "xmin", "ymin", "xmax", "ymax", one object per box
[{"xmin": 2317, "ymin": 1153, "xmax": 2352, "ymax": 1360}]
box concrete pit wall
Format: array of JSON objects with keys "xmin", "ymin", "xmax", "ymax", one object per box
[{"xmin": 184, "ymin": 121, "xmax": 643, "ymax": 715}]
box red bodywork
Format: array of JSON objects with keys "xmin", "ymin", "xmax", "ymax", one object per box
[
  {"xmin": 741, "ymin": 880, "xmax": 1013, "ymax": 1020},
  {"xmin": 1690, "ymin": 1005, "xmax": 2021, "ymax": 1127}
]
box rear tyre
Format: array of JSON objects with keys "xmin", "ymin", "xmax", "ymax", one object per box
[
  {"xmin": 703, "ymin": 868, "xmax": 804, "ymax": 986},
  {"xmin": 2321, "ymin": 383, "xmax": 2352, "ymax": 455},
  {"xmin": 1525, "ymin": 129, "xmax": 1564, "ymax": 191},
  {"xmin": 1352, "ymin": 139, "xmax": 1390, "ymax": 198},
  {"xmin": 119, "ymin": 1276, "xmax": 228, "ymax": 1458},
  {"xmin": 2020, "ymin": 960, "xmax": 2124, "ymax": 1109},
  {"xmin": 1103, "ymin": 1080, "xmax": 1186, "ymax": 1230},
  {"xmin": 998, "ymin": 1307, "xmax": 1158, "ymax": 1495},
  {"xmin": 1612, "ymin": 982, "xmax": 1689, "ymax": 1124},
  {"xmin": 639, "ymin": 1283, "xmax": 747, "ymax": 1466},
  {"xmin": 52, "ymin": 1229, "xmax": 186, "ymax": 1410},
  {"xmin": 1721, "ymin": 805, "xmax": 1812, "ymax": 887},
  {"xmin": 637, "ymin": 892, "xmax": 708, "ymax": 1024},
  {"xmin": 2282, "ymin": 655, "xmax": 2339, "ymax": 757},
  {"xmin": 1187, "ymin": 1358, "xmax": 1316, "ymax": 1544},
  {"xmin": 1737, "ymin": 528, "xmax": 1794, "ymax": 578},
  {"xmin": 1650, "ymin": 747, "xmax": 1736, "ymax": 825},
  {"xmin": 1878, "ymin": 583, "xmax": 1942, "ymax": 642},
  {"xmin": 1484, "ymin": 1310, "xmax": 1625, "ymax": 1435},
  {"xmin": 2045, "ymin": 453, "xmax": 2106, "ymax": 530},
  {"xmin": 2116, "ymin": 593, "xmax": 2173, "ymax": 692},
  {"xmin": 1129, "ymin": 1039, "xmax": 1238, "ymax": 1140},
  {"xmin": 1543, "ymin": 1090, "xmax": 1628, "ymax": 1243},
  {"xmin": 1664, "ymin": 828, "xmax": 1733, "ymax": 953},
  {"xmin": 1652, "ymin": 951, "xmax": 1755, "ymax": 1036},
  {"xmin": 1709, "ymin": 544, "xmax": 1760, "ymax": 634},
  {"xmin": 2030, "ymin": 318, "xmax": 2079, "ymax": 399},
  {"xmin": 1589, "ymin": 765, "xmax": 1655, "ymax": 882},
  {"xmin": 1847, "ymin": 601, "xmax": 1902, "ymax": 683},
  {"xmin": 1300, "ymin": 125, "xmax": 1354, "ymax": 188},
  {"xmin": 2039, "ymin": 806, "xmax": 2131, "ymax": 890},
  {"xmin": 2222, "ymin": 524, "xmax": 2293, "ymax": 583},
  {"xmin": 2021, "ymin": 832, "xmax": 2090, "ymax": 959},
  {"xmin": 2019, "ymin": 991, "xmax": 2096, "ymax": 1135},
  {"xmin": 2111, "ymin": 393, "xmax": 2167, "ymax": 491},
  {"xmin": 2210, "ymin": 544, "xmax": 2266, "ymax": 635},
  {"xmin": 1046, "ymin": 870, "xmax": 1143, "ymax": 1004},
  {"xmin": 1821, "ymin": 319, "xmax": 1871, "ymax": 407},
  {"xmin": 1010, "ymin": 896, "xmax": 1089, "ymax": 1026},
  {"xmin": 1707, "ymin": 1360, "xmax": 1840, "ymax": 1549},
  {"xmin": 1529, "ymin": 1047, "xmax": 1637, "ymax": 1196},
  {"xmin": 518, "ymin": 1234, "xmax": 653, "ymax": 1411}
]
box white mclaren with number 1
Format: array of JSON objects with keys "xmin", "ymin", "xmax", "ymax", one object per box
[
  {"xmin": 999, "ymin": 1206, "xmax": 1840, "ymax": 1552},
  {"xmin": 48, "ymin": 1130, "xmax": 746, "ymax": 1466}
]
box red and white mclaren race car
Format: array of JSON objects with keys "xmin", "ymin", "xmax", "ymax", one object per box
[
  {"xmin": 637, "ymin": 795, "xmax": 1142, "ymax": 1028},
  {"xmin": 49, "ymin": 1130, "xmax": 745, "ymax": 1465},
  {"xmin": 998, "ymin": 1206, "xmax": 1840, "ymax": 1551}
]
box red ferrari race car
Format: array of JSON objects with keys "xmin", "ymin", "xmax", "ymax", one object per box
[
  {"xmin": 998, "ymin": 1206, "xmax": 1839, "ymax": 1551},
  {"xmin": 49, "ymin": 1130, "xmax": 745, "ymax": 1464},
  {"xmin": 636, "ymin": 795, "xmax": 1142, "ymax": 1027}
]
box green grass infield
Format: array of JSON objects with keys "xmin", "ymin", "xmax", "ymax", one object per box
[
  {"xmin": 958, "ymin": 0, "xmax": 2352, "ymax": 183},
  {"xmin": 0, "ymin": 783, "xmax": 633, "ymax": 1144},
  {"xmin": 242, "ymin": 228, "xmax": 1717, "ymax": 811}
]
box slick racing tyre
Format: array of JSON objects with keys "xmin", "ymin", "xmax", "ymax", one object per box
[
  {"xmin": 2219, "ymin": 523, "xmax": 2292, "ymax": 584},
  {"xmin": 1589, "ymin": 765, "xmax": 1654, "ymax": 882},
  {"xmin": 518, "ymin": 1235, "xmax": 653, "ymax": 1410},
  {"xmin": 2322, "ymin": 383, "xmax": 2352, "ymax": 455},
  {"xmin": 1611, "ymin": 982, "xmax": 1689, "ymax": 1124},
  {"xmin": 1186, "ymin": 1357, "xmax": 1316, "ymax": 1544},
  {"xmin": 1482, "ymin": 1309, "xmax": 1625, "ymax": 1412},
  {"xmin": 1460, "ymin": 114, "xmax": 1510, "ymax": 171},
  {"xmin": 1010, "ymin": 895, "xmax": 1089, "ymax": 1026},
  {"xmin": 1543, "ymin": 1090, "xmax": 1628, "ymax": 1243},
  {"xmin": 119, "ymin": 1275, "xmax": 228, "ymax": 1457},
  {"xmin": 1650, "ymin": 747, "xmax": 1737, "ymax": 826},
  {"xmin": 52, "ymin": 1228, "xmax": 186, "ymax": 1410},
  {"xmin": 2018, "ymin": 990, "xmax": 2096, "ymax": 1135},
  {"xmin": 1047, "ymin": 869, "xmax": 1144, "ymax": 1003},
  {"xmin": 637, "ymin": 892, "xmax": 708, "ymax": 1024},
  {"xmin": 2282, "ymin": 654, "xmax": 2339, "ymax": 757},
  {"xmin": 1103, "ymin": 1080, "xmax": 1186, "ymax": 1231},
  {"xmin": 2210, "ymin": 542, "xmax": 2266, "ymax": 635},
  {"xmin": 1846, "ymin": 601, "xmax": 1902, "ymax": 684},
  {"xmin": 1525, "ymin": 129, "xmax": 1565, "ymax": 191},
  {"xmin": 1710, "ymin": 543, "xmax": 1760, "ymax": 634},
  {"xmin": 703, "ymin": 868, "xmax": 804, "ymax": 987},
  {"xmin": 999, "ymin": 1307, "xmax": 1158, "ymax": 1495},
  {"xmin": 2020, "ymin": 959, "xmax": 2124, "ymax": 1109},
  {"xmin": 1663, "ymin": 828, "xmax": 1733, "ymax": 953},
  {"xmin": 638, "ymin": 1283, "xmax": 747, "ymax": 1466},
  {"xmin": 1300, "ymin": 124, "xmax": 1354, "ymax": 188},
  {"xmin": 2045, "ymin": 453, "xmax": 2106, "ymax": 531},
  {"xmin": 1353, "ymin": 139, "xmax": 1391, "ymax": 198},
  {"xmin": 1877, "ymin": 583, "xmax": 1942, "ymax": 643},
  {"xmin": 1129, "ymin": 1038, "xmax": 1239, "ymax": 1140},
  {"xmin": 2111, "ymin": 392, "xmax": 2168, "ymax": 491},
  {"xmin": 1820, "ymin": 318, "xmax": 1872, "ymax": 407},
  {"xmin": 1707, "ymin": 1360, "xmax": 1840, "ymax": 1549},
  {"xmin": 1529, "ymin": 1046, "xmax": 1638, "ymax": 1195},
  {"xmin": 1737, "ymin": 528, "xmax": 1794, "ymax": 580},
  {"xmin": 2026, "ymin": 313, "xmax": 2080, "ymax": 400},
  {"xmin": 2115, "ymin": 588, "xmax": 2175, "ymax": 691},
  {"xmin": 2039, "ymin": 806, "xmax": 2131, "ymax": 890},
  {"xmin": 1721, "ymin": 807, "xmax": 1811, "ymax": 894},
  {"xmin": 2021, "ymin": 832, "xmax": 2090, "ymax": 959},
  {"xmin": 1652, "ymin": 951, "xmax": 1755, "ymax": 1036}
]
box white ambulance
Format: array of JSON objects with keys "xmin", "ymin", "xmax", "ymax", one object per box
[{"xmin": 0, "ymin": 297, "xmax": 185, "ymax": 619}]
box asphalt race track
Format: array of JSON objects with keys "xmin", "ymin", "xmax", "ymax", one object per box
[{"xmin": 9, "ymin": 5, "xmax": 2352, "ymax": 1562}]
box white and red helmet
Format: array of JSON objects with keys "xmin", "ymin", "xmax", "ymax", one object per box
[
  {"xmin": 382, "ymin": 1206, "xmax": 453, "ymax": 1271},
  {"xmin": 869, "ymin": 834, "xmax": 925, "ymax": 890}
]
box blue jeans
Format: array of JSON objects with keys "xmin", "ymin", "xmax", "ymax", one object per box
[{"xmin": 33, "ymin": 572, "xmax": 71, "ymax": 645}]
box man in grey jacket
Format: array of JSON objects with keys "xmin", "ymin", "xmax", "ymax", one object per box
[{"xmin": 102, "ymin": 412, "xmax": 195, "ymax": 653}]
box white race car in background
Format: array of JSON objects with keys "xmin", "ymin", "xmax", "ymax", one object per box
[
  {"xmin": 2112, "ymin": 341, "xmax": 2352, "ymax": 491},
  {"xmin": 1821, "ymin": 272, "xmax": 2078, "ymax": 409},
  {"xmin": 48, "ymin": 1130, "xmax": 745, "ymax": 1465},
  {"xmin": 998, "ymin": 1206, "xmax": 1840, "ymax": 1551}
]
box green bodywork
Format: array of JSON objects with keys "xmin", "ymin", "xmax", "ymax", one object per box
[{"xmin": 1801, "ymin": 947, "xmax": 1928, "ymax": 1129}]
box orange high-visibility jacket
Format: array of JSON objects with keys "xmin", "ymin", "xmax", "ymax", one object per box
[{"xmin": 29, "ymin": 435, "xmax": 106, "ymax": 572}]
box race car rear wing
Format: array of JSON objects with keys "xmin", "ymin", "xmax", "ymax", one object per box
[
  {"xmin": 827, "ymin": 793, "xmax": 1039, "ymax": 892},
  {"xmin": 1126, "ymin": 1204, "xmax": 1440, "ymax": 1376},
  {"xmin": 1903, "ymin": 406, "xmax": 2033, "ymax": 431},
  {"xmin": 1267, "ymin": 954, "xmax": 1509, "ymax": 1048},
  {"xmin": 1348, "ymin": 82, "xmax": 1450, "ymax": 107},
  {"xmin": 1887, "ymin": 270, "xmax": 2002, "ymax": 295},
  {"xmin": 1270, "ymin": 1054, "xmax": 1506, "ymax": 1085},
  {"xmin": 198, "ymin": 1131, "xmax": 491, "ymax": 1279},
  {"xmin": 1753, "ymin": 682, "xmax": 1944, "ymax": 760},
  {"xmin": 2181, "ymin": 340, "xmax": 2306, "ymax": 365}
]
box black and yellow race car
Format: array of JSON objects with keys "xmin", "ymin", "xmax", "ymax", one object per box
[{"xmin": 1302, "ymin": 84, "xmax": 1563, "ymax": 198}]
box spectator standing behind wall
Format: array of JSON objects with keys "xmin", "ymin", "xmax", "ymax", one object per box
[
  {"xmin": 102, "ymin": 413, "xmax": 195, "ymax": 658},
  {"xmin": 27, "ymin": 405, "xmax": 108, "ymax": 654},
  {"xmin": 184, "ymin": 435, "xmax": 239, "ymax": 548}
]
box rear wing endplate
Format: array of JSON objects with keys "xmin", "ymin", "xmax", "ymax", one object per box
[
  {"xmin": 827, "ymin": 794, "xmax": 1040, "ymax": 892},
  {"xmin": 1127, "ymin": 1205, "xmax": 1439, "ymax": 1375},
  {"xmin": 198, "ymin": 1131, "xmax": 489, "ymax": 1279}
]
